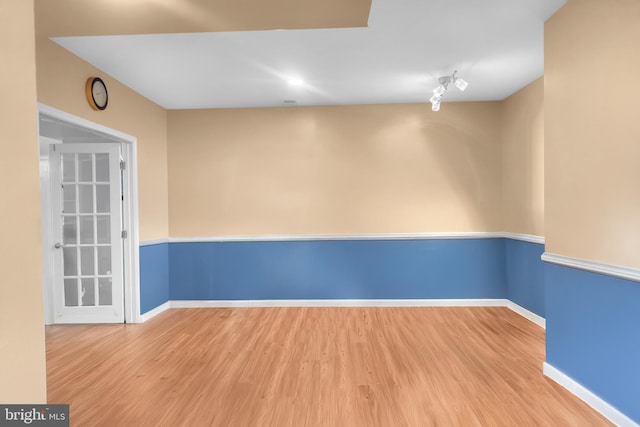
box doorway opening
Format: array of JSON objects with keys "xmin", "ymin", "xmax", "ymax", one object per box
[{"xmin": 38, "ymin": 104, "xmax": 141, "ymax": 324}]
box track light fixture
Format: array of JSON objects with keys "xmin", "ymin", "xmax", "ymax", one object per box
[{"xmin": 429, "ymin": 70, "xmax": 468, "ymax": 112}]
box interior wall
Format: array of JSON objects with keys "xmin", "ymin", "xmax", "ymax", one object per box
[
  {"xmin": 544, "ymin": 1, "xmax": 640, "ymax": 423},
  {"xmin": 545, "ymin": 0, "xmax": 640, "ymax": 268},
  {"xmin": 35, "ymin": 39, "xmax": 169, "ymax": 241},
  {"xmin": 168, "ymin": 102, "xmax": 503, "ymax": 236},
  {"xmin": 0, "ymin": 0, "xmax": 47, "ymax": 402},
  {"xmin": 501, "ymin": 77, "xmax": 544, "ymax": 237}
]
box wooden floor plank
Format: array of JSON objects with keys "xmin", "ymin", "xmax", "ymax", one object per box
[{"xmin": 46, "ymin": 307, "xmax": 612, "ymax": 426}]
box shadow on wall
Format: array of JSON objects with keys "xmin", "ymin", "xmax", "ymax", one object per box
[
  {"xmin": 167, "ymin": 102, "xmax": 503, "ymax": 236},
  {"xmin": 417, "ymin": 103, "xmax": 502, "ymax": 232},
  {"xmin": 295, "ymin": 104, "xmax": 503, "ymax": 234}
]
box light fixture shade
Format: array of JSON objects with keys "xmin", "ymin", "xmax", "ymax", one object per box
[
  {"xmin": 455, "ymin": 78, "xmax": 468, "ymax": 91},
  {"xmin": 433, "ymin": 85, "xmax": 446, "ymax": 96},
  {"xmin": 430, "ymin": 71, "xmax": 467, "ymax": 112}
]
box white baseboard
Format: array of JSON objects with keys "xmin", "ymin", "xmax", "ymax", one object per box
[
  {"xmin": 506, "ymin": 301, "xmax": 545, "ymax": 329},
  {"xmin": 140, "ymin": 301, "xmax": 171, "ymax": 322},
  {"xmin": 141, "ymin": 298, "xmax": 546, "ymax": 330},
  {"xmin": 543, "ymin": 363, "xmax": 638, "ymax": 427},
  {"xmin": 169, "ymin": 298, "xmax": 510, "ymax": 308},
  {"xmin": 139, "ymin": 299, "xmax": 515, "ymax": 320}
]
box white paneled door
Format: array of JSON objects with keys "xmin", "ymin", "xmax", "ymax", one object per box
[{"xmin": 49, "ymin": 143, "xmax": 124, "ymax": 323}]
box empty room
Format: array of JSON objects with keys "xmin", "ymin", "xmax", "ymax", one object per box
[{"xmin": 1, "ymin": 0, "xmax": 639, "ymax": 425}]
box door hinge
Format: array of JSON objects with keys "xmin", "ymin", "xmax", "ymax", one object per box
[
  {"xmin": 120, "ymin": 160, "xmax": 126, "ymax": 170},
  {"xmin": 121, "ymin": 230, "xmax": 128, "ymax": 239}
]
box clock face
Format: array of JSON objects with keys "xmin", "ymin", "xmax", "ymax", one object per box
[
  {"xmin": 86, "ymin": 77, "xmax": 108, "ymax": 110},
  {"xmin": 92, "ymin": 80, "xmax": 107, "ymax": 107}
]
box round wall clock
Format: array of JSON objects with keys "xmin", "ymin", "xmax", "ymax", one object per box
[{"xmin": 85, "ymin": 77, "xmax": 109, "ymax": 111}]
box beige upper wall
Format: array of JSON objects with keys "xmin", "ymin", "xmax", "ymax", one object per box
[
  {"xmin": 35, "ymin": 0, "xmax": 371, "ymax": 37},
  {"xmin": 34, "ymin": 1, "xmax": 546, "ymax": 242},
  {"xmin": 168, "ymin": 103, "xmax": 503, "ymax": 236},
  {"xmin": 501, "ymin": 77, "xmax": 544, "ymax": 236},
  {"xmin": 545, "ymin": 0, "xmax": 640, "ymax": 267},
  {"xmin": 36, "ymin": 40, "xmax": 169, "ymax": 241},
  {"xmin": 0, "ymin": 0, "xmax": 47, "ymax": 403}
]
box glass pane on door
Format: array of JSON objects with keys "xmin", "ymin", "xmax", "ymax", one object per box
[
  {"xmin": 96, "ymin": 216, "xmax": 110, "ymax": 244},
  {"xmin": 64, "ymin": 278, "xmax": 78, "ymax": 307},
  {"xmin": 81, "ymin": 278, "xmax": 96, "ymax": 306},
  {"xmin": 78, "ymin": 185, "xmax": 93, "ymax": 213},
  {"xmin": 62, "ymin": 185, "xmax": 76, "ymax": 213},
  {"xmin": 59, "ymin": 151, "xmax": 117, "ymax": 309},
  {"xmin": 95, "ymin": 154, "xmax": 109, "ymax": 182},
  {"xmin": 96, "ymin": 185, "xmax": 110, "ymax": 213},
  {"xmin": 79, "ymin": 216, "xmax": 94, "ymax": 244},
  {"xmin": 63, "ymin": 247, "xmax": 77, "ymax": 276},
  {"xmin": 97, "ymin": 247, "xmax": 111, "ymax": 275},
  {"xmin": 80, "ymin": 247, "xmax": 94, "ymax": 275},
  {"xmin": 78, "ymin": 154, "xmax": 93, "ymax": 182},
  {"xmin": 62, "ymin": 154, "xmax": 75, "ymax": 182},
  {"xmin": 62, "ymin": 216, "xmax": 77, "ymax": 244},
  {"xmin": 98, "ymin": 278, "xmax": 112, "ymax": 306}
]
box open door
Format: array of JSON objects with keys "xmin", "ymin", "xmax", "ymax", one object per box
[{"xmin": 49, "ymin": 142, "xmax": 124, "ymax": 323}]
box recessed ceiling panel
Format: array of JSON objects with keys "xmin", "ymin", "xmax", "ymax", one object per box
[{"xmin": 48, "ymin": 0, "xmax": 567, "ymax": 109}]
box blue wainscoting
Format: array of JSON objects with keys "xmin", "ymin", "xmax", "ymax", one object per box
[
  {"xmin": 545, "ymin": 263, "xmax": 640, "ymax": 424},
  {"xmin": 505, "ymin": 239, "xmax": 545, "ymax": 317},
  {"xmin": 139, "ymin": 243, "xmax": 170, "ymax": 314},
  {"xmin": 169, "ymin": 239, "xmax": 507, "ymax": 301},
  {"xmin": 139, "ymin": 236, "xmax": 547, "ymax": 316}
]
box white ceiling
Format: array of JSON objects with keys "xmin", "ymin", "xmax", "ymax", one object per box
[{"xmin": 53, "ymin": 0, "xmax": 566, "ymax": 110}]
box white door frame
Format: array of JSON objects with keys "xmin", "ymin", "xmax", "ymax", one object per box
[{"xmin": 38, "ymin": 103, "xmax": 142, "ymax": 324}]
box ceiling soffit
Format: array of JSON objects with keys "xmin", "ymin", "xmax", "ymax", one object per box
[{"xmin": 35, "ymin": 0, "xmax": 373, "ymax": 37}]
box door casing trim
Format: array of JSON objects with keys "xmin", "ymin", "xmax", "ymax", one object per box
[{"xmin": 38, "ymin": 103, "xmax": 142, "ymax": 324}]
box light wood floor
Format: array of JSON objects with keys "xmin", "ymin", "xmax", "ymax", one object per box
[{"xmin": 46, "ymin": 307, "xmax": 611, "ymax": 426}]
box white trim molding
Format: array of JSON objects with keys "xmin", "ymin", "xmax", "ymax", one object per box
[
  {"xmin": 169, "ymin": 232, "xmax": 502, "ymax": 243},
  {"xmin": 141, "ymin": 233, "xmax": 544, "ymax": 245},
  {"xmin": 506, "ymin": 301, "xmax": 545, "ymax": 328},
  {"xmin": 500, "ymin": 232, "xmax": 545, "ymax": 244},
  {"xmin": 139, "ymin": 238, "xmax": 170, "ymax": 247},
  {"xmin": 543, "ymin": 363, "xmax": 639, "ymax": 427},
  {"xmin": 169, "ymin": 298, "xmax": 510, "ymax": 308},
  {"xmin": 39, "ymin": 104, "xmax": 137, "ymax": 143},
  {"xmin": 542, "ymin": 252, "xmax": 640, "ymax": 283},
  {"xmin": 140, "ymin": 301, "xmax": 171, "ymax": 322},
  {"xmin": 167, "ymin": 232, "xmax": 544, "ymax": 244}
]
